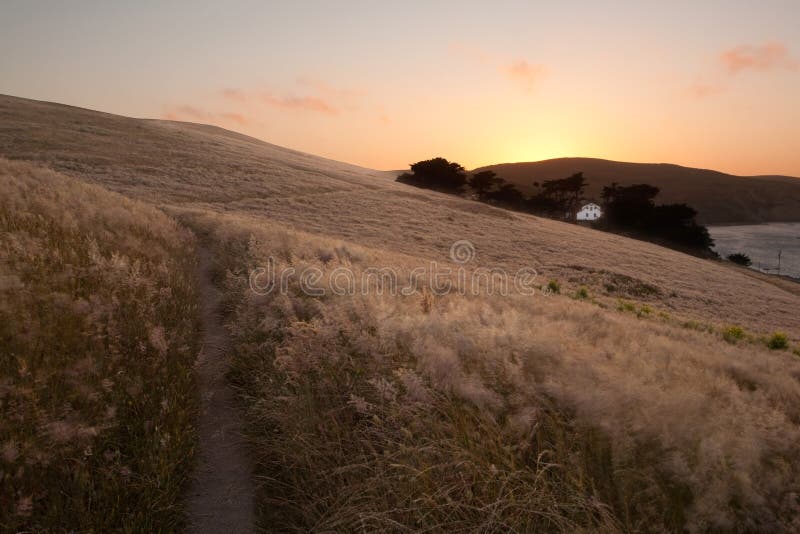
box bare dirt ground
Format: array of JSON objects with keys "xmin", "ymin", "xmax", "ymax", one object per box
[{"xmin": 186, "ymin": 246, "xmax": 255, "ymax": 533}]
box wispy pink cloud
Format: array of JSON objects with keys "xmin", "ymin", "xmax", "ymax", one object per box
[
  {"xmin": 720, "ymin": 42, "xmax": 797, "ymax": 74},
  {"xmin": 221, "ymin": 88, "xmax": 248, "ymax": 102},
  {"xmin": 220, "ymin": 79, "xmax": 352, "ymax": 116},
  {"xmin": 686, "ymin": 81, "xmax": 725, "ymax": 99},
  {"xmin": 174, "ymin": 105, "xmax": 211, "ymax": 121},
  {"xmin": 296, "ymin": 76, "xmax": 361, "ymax": 100},
  {"xmin": 161, "ymin": 105, "xmax": 248, "ymax": 125},
  {"xmin": 450, "ymin": 42, "xmax": 547, "ymax": 92},
  {"xmin": 504, "ymin": 60, "xmax": 546, "ymax": 91},
  {"xmin": 260, "ymin": 92, "xmax": 338, "ymax": 115},
  {"xmin": 220, "ymin": 112, "xmax": 248, "ymax": 125}
]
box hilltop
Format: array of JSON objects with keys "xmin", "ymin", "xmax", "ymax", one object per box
[{"xmin": 473, "ymin": 157, "xmax": 800, "ymax": 224}]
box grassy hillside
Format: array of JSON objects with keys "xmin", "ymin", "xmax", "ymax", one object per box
[
  {"xmin": 1, "ymin": 95, "xmax": 798, "ymax": 339},
  {"xmin": 177, "ymin": 209, "xmax": 800, "ymax": 531},
  {"xmin": 2, "ymin": 95, "xmax": 800, "ymax": 530},
  {"xmin": 0, "ymin": 94, "xmax": 393, "ymax": 205},
  {"xmin": 473, "ymin": 157, "xmax": 800, "ymax": 224},
  {"xmin": 0, "ymin": 159, "xmax": 199, "ymax": 530}
]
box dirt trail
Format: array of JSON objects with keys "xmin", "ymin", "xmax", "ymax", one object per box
[{"xmin": 186, "ymin": 246, "xmax": 255, "ymax": 533}]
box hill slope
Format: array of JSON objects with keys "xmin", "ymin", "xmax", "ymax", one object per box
[
  {"xmin": 473, "ymin": 157, "xmax": 800, "ymax": 224},
  {"xmin": 0, "ymin": 94, "xmax": 798, "ymax": 336}
]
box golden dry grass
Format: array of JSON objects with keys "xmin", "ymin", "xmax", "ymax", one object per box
[
  {"xmin": 0, "ymin": 158, "xmax": 199, "ymax": 531},
  {"xmin": 180, "ymin": 210, "xmax": 800, "ymax": 531}
]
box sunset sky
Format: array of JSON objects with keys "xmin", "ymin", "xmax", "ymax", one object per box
[{"xmin": 2, "ymin": 1, "xmax": 800, "ymax": 175}]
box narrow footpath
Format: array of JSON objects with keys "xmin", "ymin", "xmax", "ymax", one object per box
[{"xmin": 186, "ymin": 246, "xmax": 255, "ymax": 533}]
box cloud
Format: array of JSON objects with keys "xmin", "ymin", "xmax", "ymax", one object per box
[
  {"xmin": 686, "ymin": 82, "xmax": 725, "ymax": 99},
  {"xmin": 220, "ymin": 112, "xmax": 248, "ymax": 125},
  {"xmin": 450, "ymin": 42, "xmax": 547, "ymax": 92},
  {"xmin": 221, "ymin": 88, "xmax": 248, "ymax": 102},
  {"xmin": 220, "ymin": 80, "xmax": 352, "ymax": 116},
  {"xmin": 720, "ymin": 42, "xmax": 797, "ymax": 74},
  {"xmin": 260, "ymin": 92, "xmax": 338, "ymax": 115},
  {"xmin": 161, "ymin": 105, "xmax": 248, "ymax": 125},
  {"xmin": 174, "ymin": 105, "xmax": 211, "ymax": 121},
  {"xmin": 683, "ymin": 42, "xmax": 796, "ymax": 99},
  {"xmin": 504, "ymin": 60, "xmax": 546, "ymax": 91},
  {"xmin": 296, "ymin": 76, "xmax": 361, "ymax": 100}
]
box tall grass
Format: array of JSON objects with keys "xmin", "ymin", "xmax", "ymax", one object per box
[
  {"xmin": 0, "ymin": 159, "xmax": 199, "ymax": 531},
  {"xmin": 184, "ymin": 210, "xmax": 800, "ymax": 532}
]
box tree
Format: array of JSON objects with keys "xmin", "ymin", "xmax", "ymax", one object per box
[
  {"xmin": 601, "ymin": 183, "xmax": 660, "ymax": 227},
  {"xmin": 486, "ymin": 182, "xmax": 525, "ymax": 206},
  {"xmin": 728, "ymin": 253, "xmax": 752, "ymax": 266},
  {"xmin": 601, "ymin": 183, "xmax": 713, "ymax": 252},
  {"xmin": 649, "ymin": 204, "xmax": 714, "ymax": 250},
  {"xmin": 528, "ymin": 172, "xmax": 587, "ymax": 219},
  {"xmin": 396, "ymin": 158, "xmax": 467, "ymax": 192},
  {"xmin": 468, "ymin": 170, "xmax": 502, "ymax": 200}
]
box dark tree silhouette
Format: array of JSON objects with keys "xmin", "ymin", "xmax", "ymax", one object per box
[
  {"xmin": 486, "ymin": 182, "xmax": 525, "ymax": 206},
  {"xmin": 468, "ymin": 170, "xmax": 502, "ymax": 200},
  {"xmin": 649, "ymin": 204, "xmax": 714, "ymax": 250},
  {"xmin": 601, "ymin": 183, "xmax": 713, "ymax": 252},
  {"xmin": 396, "ymin": 158, "xmax": 467, "ymax": 192},
  {"xmin": 601, "ymin": 183, "xmax": 660, "ymax": 227},
  {"xmin": 528, "ymin": 172, "xmax": 587, "ymax": 219}
]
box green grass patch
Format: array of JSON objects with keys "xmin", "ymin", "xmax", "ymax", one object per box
[
  {"xmin": 767, "ymin": 332, "xmax": 789, "ymax": 351},
  {"xmin": 546, "ymin": 279, "xmax": 561, "ymax": 294},
  {"xmin": 723, "ymin": 325, "xmax": 746, "ymax": 344},
  {"xmin": 575, "ymin": 286, "xmax": 589, "ymax": 300}
]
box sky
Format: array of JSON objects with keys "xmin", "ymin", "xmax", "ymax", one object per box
[{"xmin": 2, "ymin": 1, "xmax": 800, "ymax": 175}]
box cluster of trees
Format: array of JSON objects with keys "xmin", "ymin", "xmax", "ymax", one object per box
[
  {"xmin": 600, "ymin": 183, "xmax": 714, "ymax": 251},
  {"xmin": 396, "ymin": 157, "xmax": 714, "ymax": 254},
  {"xmin": 396, "ymin": 158, "xmax": 469, "ymax": 191},
  {"xmin": 397, "ymin": 158, "xmax": 583, "ymax": 217}
]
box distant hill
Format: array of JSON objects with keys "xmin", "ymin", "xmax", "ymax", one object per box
[{"xmin": 473, "ymin": 158, "xmax": 800, "ymax": 224}]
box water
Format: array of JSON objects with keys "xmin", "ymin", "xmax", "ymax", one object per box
[{"xmin": 708, "ymin": 223, "xmax": 800, "ymax": 279}]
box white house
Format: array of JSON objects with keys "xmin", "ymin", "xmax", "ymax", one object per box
[{"xmin": 577, "ymin": 203, "xmax": 602, "ymax": 221}]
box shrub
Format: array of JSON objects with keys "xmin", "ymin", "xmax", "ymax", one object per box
[
  {"xmin": 637, "ymin": 304, "xmax": 653, "ymax": 318},
  {"xmin": 546, "ymin": 279, "xmax": 561, "ymax": 294},
  {"xmin": 727, "ymin": 253, "xmax": 752, "ymax": 267},
  {"xmin": 767, "ymin": 332, "xmax": 789, "ymax": 350},
  {"xmin": 617, "ymin": 300, "xmax": 636, "ymax": 313},
  {"xmin": 723, "ymin": 325, "xmax": 746, "ymax": 344},
  {"xmin": 575, "ymin": 286, "xmax": 589, "ymax": 300}
]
